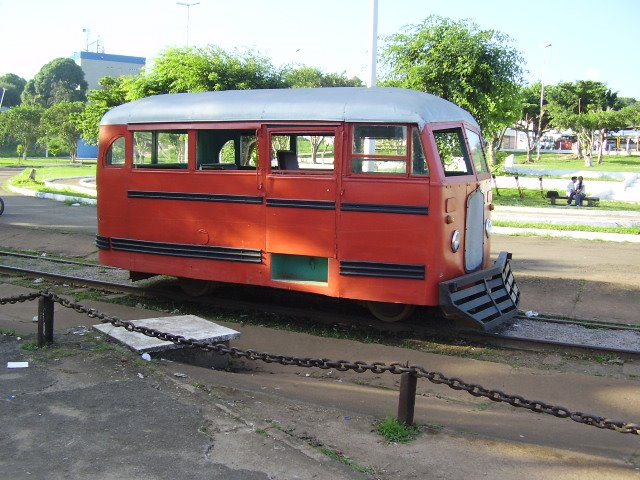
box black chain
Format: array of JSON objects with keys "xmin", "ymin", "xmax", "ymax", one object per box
[{"xmin": 3, "ymin": 290, "xmax": 639, "ymax": 435}]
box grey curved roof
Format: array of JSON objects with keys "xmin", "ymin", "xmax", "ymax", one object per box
[{"xmin": 100, "ymin": 87, "xmax": 479, "ymax": 130}]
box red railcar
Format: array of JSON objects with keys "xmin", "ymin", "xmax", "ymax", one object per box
[{"xmin": 97, "ymin": 87, "xmax": 519, "ymax": 329}]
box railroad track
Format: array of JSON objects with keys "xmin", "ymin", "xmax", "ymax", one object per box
[{"xmin": 1, "ymin": 250, "xmax": 640, "ymax": 360}]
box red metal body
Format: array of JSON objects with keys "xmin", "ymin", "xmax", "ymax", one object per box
[{"xmin": 96, "ymin": 89, "xmax": 518, "ymax": 328}]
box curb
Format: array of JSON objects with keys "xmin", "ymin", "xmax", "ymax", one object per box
[{"xmin": 6, "ymin": 184, "xmax": 97, "ymax": 206}]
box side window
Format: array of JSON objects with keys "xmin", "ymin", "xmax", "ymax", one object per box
[
  {"xmin": 270, "ymin": 132, "xmax": 335, "ymax": 173},
  {"xmin": 351, "ymin": 125, "xmax": 407, "ymax": 175},
  {"xmin": 465, "ymin": 129, "xmax": 489, "ymax": 174},
  {"xmin": 105, "ymin": 137, "xmax": 125, "ymax": 166},
  {"xmin": 433, "ymin": 128, "xmax": 473, "ymax": 176},
  {"xmin": 411, "ymin": 127, "xmax": 428, "ymax": 176},
  {"xmin": 197, "ymin": 130, "xmax": 257, "ymax": 170},
  {"xmin": 133, "ymin": 130, "xmax": 188, "ymax": 169}
]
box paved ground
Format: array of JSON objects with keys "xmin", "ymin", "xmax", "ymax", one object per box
[{"xmin": 2, "ymin": 168, "xmax": 640, "ymax": 479}]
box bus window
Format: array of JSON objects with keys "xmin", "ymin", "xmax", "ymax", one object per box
[
  {"xmin": 197, "ymin": 130, "xmax": 257, "ymax": 170},
  {"xmin": 270, "ymin": 133, "xmax": 335, "ymax": 173},
  {"xmin": 465, "ymin": 129, "xmax": 489, "ymax": 174},
  {"xmin": 351, "ymin": 125, "xmax": 408, "ymax": 175},
  {"xmin": 105, "ymin": 137, "xmax": 125, "ymax": 166},
  {"xmin": 433, "ymin": 128, "xmax": 473, "ymax": 176},
  {"xmin": 133, "ymin": 130, "xmax": 188, "ymax": 169},
  {"xmin": 411, "ymin": 127, "xmax": 428, "ymax": 176}
]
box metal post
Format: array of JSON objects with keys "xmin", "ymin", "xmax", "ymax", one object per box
[
  {"xmin": 37, "ymin": 295, "xmax": 54, "ymax": 347},
  {"xmin": 397, "ymin": 371, "xmax": 417, "ymax": 425}
]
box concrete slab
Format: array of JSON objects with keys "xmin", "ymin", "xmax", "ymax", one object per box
[{"xmin": 93, "ymin": 315, "xmax": 240, "ymax": 354}]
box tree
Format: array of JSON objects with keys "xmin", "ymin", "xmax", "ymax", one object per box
[
  {"xmin": 0, "ymin": 104, "xmax": 44, "ymax": 159},
  {"xmin": 546, "ymin": 81, "xmax": 624, "ymax": 166},
  {"xmin": 40, "ymin": 101, "xmax": 85, "ymax": 161},
  {"xmin": 379, "ymin": 15, "xmax": 524, "ymax": 164},
  {"xmin": 515, "ymin": 82, "xmax": 552, "ymax": 163},
  {"xmin": 21, "ymin": 58, "xmax": 88, "ymax": 107},
  {"xmin": 281, "ymin": 66, "xmax": 364, "ymax": 88},
  {"xmin": 75, "ymin": 76, "xmax": 131, "ymax": 145},
  {"xmin": 0, "ymin": 73, "xmax": 27, "ymax": 108},
  {"xmin": 126, "ymin": 46, "xmax": 285, "ymax": 99}
]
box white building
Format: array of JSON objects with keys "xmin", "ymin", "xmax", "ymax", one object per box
[{"xmin": 72, "ymin": 51, "xmax": 145, "ymax": 90}]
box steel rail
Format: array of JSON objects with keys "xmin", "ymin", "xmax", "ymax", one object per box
[{"xmin": 2, "ymin": 263, "xmax": 640, "ymax": 360}]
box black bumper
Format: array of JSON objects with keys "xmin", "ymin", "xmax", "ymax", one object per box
[{"xmin": 439, "ymin": 252, "xmax": 520, "ymax": 331}]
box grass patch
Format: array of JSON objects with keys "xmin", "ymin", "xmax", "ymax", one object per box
[
  {"xmin": 6, "ymin": 166, "xmax": 96, "ymax": 199},
  {"xmin": 319, "ymin": 447, "xmax": 373, "ymax": 474},
  {"xmin": 493, "ymin": 220, "xmax": 640, "ymax": 235},
  {"xmin": 510, "ymin": 152, "xmax": 640, "ymax": 172},
  {"xmin": 0, "ymin": 156, "xmax": 96, "ymax": 168},
  {"xmin": 375, "ymin": 416, "xmax": 420, "ymax": 443},
  {"xmin": 9, "ymin": 166, "xmax": 95, "ymax": 185}
]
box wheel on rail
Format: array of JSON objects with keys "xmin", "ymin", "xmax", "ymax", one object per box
[
  {"xmin": 0, "ymin": 197, "xmax": 4, "ymax": 216},
  {"xmin": 178, "ymin": 278, "xmax": 217, "ymax": 297},
  {"xmin": 365, "ymin": 301, "xmax": 416, "ymax": 323}
]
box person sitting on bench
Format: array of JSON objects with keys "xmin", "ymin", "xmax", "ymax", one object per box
[
  {"xmin": 566, "ymin": 176, "xmax": 577, "ymax": 205},
  {"xmin": 574, "ymin": 176, "xmax": 586, "ymax": 206}
]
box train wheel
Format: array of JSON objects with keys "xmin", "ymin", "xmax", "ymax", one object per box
[
  {"xmin": 178, "ymin": 278, "xmax": 216, "ymax": 297},
  {"xmin": 365, "ymin": 301, "xmax": 416, "ymax": 323}
]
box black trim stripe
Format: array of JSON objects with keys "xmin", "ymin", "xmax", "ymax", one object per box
[
  {"xmin": 266, "ymin": 198, "xmax": 336, "ymax": 210},
  {"xmin": 108, "ymin": 237, "xmax": 262, "ymax": 263},
  {"xmin": 340, "ymin": 260, "xmax": 425, "ymax": 280},
  {"xmin": 96, "ymin": 235, "xmax": 110, "ymax": 250},
  {"xmin": 340, "ymin": 202, "xmax": 428, "ymax": 215},
  {"xmin": 128, "ymin": 190, "xmax": 263, "ymax": 204}
]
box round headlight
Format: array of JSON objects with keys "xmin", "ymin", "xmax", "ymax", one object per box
[
  {"xmin": 485, "ymin": 218, "xmax": 493, "ymax": 237},
  {"xmin": 451, "ymin": 230, "xmax": 461, "ymax": 253}
]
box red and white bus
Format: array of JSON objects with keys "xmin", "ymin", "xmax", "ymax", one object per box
[{"xmin": 96, "ymin": 87, "xmax": 519, "ymax": 329}]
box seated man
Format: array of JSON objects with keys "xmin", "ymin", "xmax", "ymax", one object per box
[
  {"xmin": 574, "ymin": 176, "xmax": 586, "ymax": 206},
  {"xmin": 566, "ymin": 176, "xmax": 577, "ymax": 205}
]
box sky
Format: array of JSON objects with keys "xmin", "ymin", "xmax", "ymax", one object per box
[{"xmin": 1, "ymin": 0, "xmax": 639, "ymax": 99}]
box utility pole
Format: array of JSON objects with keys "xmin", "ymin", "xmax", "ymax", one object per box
[{"xmin": 536, "ymin": 43, "xmax": 552, "ymax": 161}]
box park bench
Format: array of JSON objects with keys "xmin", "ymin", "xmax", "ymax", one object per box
[{"xmin": 545, "ymin": 190, "xmax": 600, "ymax": 207}]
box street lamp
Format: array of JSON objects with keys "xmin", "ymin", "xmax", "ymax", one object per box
[
  {"xmin": 177, "ymin": 1, "xmax": 200, "ymax": 47},
  {"xmin": 537, "ymin": 43, "xmax": 552, "ymax": 161}
]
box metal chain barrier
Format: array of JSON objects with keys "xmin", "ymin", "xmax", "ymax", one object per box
[{"xmin": 2, "ymin": 290, "xmax": 639, "ymax": 435}]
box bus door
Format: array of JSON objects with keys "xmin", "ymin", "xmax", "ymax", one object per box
[
  {"xmin": 336, "ymin": 124, "xmax": 431, "ymax": 303},
  {"xmin": 262, "ymin": 126, "xmax": 342, "ymax": 286}
]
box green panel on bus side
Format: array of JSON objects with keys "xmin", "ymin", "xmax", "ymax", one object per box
[{"xmin": 271, "ymin": 254, "xmax": 328, "ymax": 284}]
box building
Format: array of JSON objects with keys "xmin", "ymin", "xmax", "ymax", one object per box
[
  {"xmin": 72, "ymin": 51, "xmax": 146, "ymax": 158},
  {"xmin": 72, "ymin": 51, "xmax": 146, "ymax": 90}
]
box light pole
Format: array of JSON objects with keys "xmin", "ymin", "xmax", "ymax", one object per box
[
  {"xmin": 177, "ymin": 1, "xmax": 200, "ymax": 47},
  {"xmin": 368, "ymin": 0, "xmax": 378, "ymax": 88},
  {"xmin": 537, "ymin": 43, "xmax": 552, "ymax": 161}
]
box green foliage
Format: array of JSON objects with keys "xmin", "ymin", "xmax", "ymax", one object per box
[
  {"xmin": 380, "ymin": 15, "xmax": 524, "ymax": 139},
  {"xmin": 40, "ymin": 101, "xmax": 85, "ymax": 160},
  {"xmin": 21, "ymin": 58, "xmax": 88, "ymax": 107},
  {"xmin": 75, "ymin": 76, "xmax": 131, "ymax": 145},
  {"xmin": 127, "ymin": 46, "xmax": 284, "ymax": 98},
  {"xmin": 0, "ymin": 73, "xmax": 27, "ymax": 107},
  {"xmin": 375, "ymin": 416, "xmax": 420, "ymax": 443},
  {"xmin": 0, "ymin": 104, "xmax": 44, "ymax": 159},
  {"xmin": 281, "ymin": 66, "xmax": 364, "ymax": 88}
]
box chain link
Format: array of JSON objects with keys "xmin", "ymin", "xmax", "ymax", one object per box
[{"xmin": 3, "ymin": 290, "xmax": 639, "ymax": 435}]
